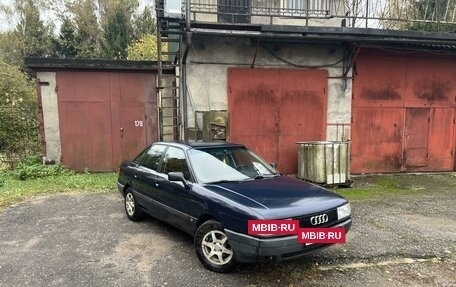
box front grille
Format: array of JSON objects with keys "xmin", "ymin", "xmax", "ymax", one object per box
[{"xmin": 295, "ymin": 209, "xmax": 338, "ymax": 227}]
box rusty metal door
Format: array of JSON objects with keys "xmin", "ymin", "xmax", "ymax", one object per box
[
  {"xmin": 404, "ymin": 108, "xmax": 429, "ymax": 168},
  {"xmin": 352, "ymin": 51, "xmax": 456, "ymax": 174},
  {"xmin": 425, "ymin": 108, "xmax": 454, "ymax": 171},
  {"xmin": 117, "ymin": 73, "xmax": 157, "ymax": 163},
  {"xmin": 57, "ymin": 71, "xmax": 157, "ymax": 171},
  {"xmin": 351, "ymin": 107, "xmax": 404, "ymax": 173},
  {"xmin": 119, "ymin": 107, "xmax": 147, "ymax": 163},
  {"xmin": 278, "ymin": 70, "xmax": 327, "ymax": 174},
  {"xmin": 228, "ymin": 68, "xmax": 327, "ymax": 174},
  {"xmin": 228, "ymin": 69, "xmax": 280, "ymax": 166},
  {"xmin": 57, "ymin": 72, "xmax": 114, "ymax": 171}
]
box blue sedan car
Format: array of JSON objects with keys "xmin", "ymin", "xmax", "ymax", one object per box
[{"xmin": 117, "ymin": 141, "xmax": 351, "ymax": 272}]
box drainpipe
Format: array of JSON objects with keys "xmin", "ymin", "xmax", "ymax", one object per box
[{"xmin": 181, "ymin": 0, "xmax": 192, "ymax": 140}]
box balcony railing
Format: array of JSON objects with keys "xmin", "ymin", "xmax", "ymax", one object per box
[
  {"xmin": 190, "ymin": 0, "xmax": 333, "ymax": 18},
  {"xmin": 180, "ymin": 0, "xmax": 456, "ymax": 31}
]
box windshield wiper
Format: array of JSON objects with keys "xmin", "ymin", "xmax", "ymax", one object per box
[
  {"xmin": 253, "ymin": 174, "xmax": 280, "ymax": 180},
  {"xmin": 206, "ymin": 179, "xmax": 245, "ymax": 184}
]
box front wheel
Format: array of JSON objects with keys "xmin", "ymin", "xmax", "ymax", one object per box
[{"xmin": 194, "ymin": 220, "xmax": 238, "ymax": 273}]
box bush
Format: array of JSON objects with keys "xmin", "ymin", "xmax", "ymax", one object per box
[
  {"xmin": 13, "ymin": 157, "xmax": 74, "ymax": 180},
  {"xmin": 0, "ymin": 60, "xmax": 40, "ymax": 167}
]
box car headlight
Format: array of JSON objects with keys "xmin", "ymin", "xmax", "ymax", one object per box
[{"xmin": 337, "ymin": 203, "xmax": 351, "ymax": 220}]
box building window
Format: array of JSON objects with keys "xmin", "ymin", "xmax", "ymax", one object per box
[
  {"xmin": 281, "ymin": 0, "xmax": 330, "ymax": 17},
  {"xmin": 218, "ymin": 0, "xmax": 250, "ymax": 23}
]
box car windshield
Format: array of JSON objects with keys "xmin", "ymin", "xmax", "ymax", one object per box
[{"xmin": 187, "ymin": 146, "xmax": 278, "ymax": 184}]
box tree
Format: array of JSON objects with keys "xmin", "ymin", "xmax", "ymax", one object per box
[
  {"xmin": 15, "ymin": 0, "xmax": 53, "ymax": 57},
  {"xmin": 126, "ymin": 34, "xmax": 162, "ymax": 61},
  {"xmin": 0, "ymin": 0, "xmax": 54, "ymax": 68},
  {"xmin": 0, "ymin": 31, "xmax": 24, "ymax": 67},
  {"xmin": 133, "ymin": 6, "xmax": 156, "ymax": 40},
  {"xmin": 72, "ymin": 0, "xmax": 101, "ymax": 58},
  {"xmin": 345, "ymin": 0, "xmax": 366, "ymax": 28},
  {"xmin": 101, "ymin": 5, "xmax": 132, "ymax": 59},
  {"xmin": 0, "ymin": 59, "xmax": 39, "ymax": 163},
  {"xmin": 52, "ymin": 17, "xmax": 78, "ymax": 58}
]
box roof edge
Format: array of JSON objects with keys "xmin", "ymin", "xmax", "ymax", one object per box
[{"xmin": 25, "ymin": 57, "xmax": 167, "ymax": 72}]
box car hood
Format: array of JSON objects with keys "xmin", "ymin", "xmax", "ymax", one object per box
[{"xmin": 204, "ymin": 176, "xmax": 348, "ymax": 219}]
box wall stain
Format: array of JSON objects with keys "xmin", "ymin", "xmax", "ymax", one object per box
[
  {"xmin": 413, "ymin": 80, "xmax": 451, "ymax": 101},
  {"xmin": 362, "ymin": 86, "xmax": 401, "ymax": 100}
]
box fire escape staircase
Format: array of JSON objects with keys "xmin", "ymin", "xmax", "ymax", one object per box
[{"xmin": 156, "ymin": 0, "xmax": 184, "ymax": 141}]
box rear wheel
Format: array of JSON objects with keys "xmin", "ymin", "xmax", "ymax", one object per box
[
  {"xmin": 124, "ymin": 188, "xmax": 143, "ymax": 221},
  {"xmin": 194, "ymin": 220, "xmax": 238, "ymax": 273}
]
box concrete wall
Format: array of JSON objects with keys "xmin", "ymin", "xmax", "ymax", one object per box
[
  {"xmin": 37, "ymin": 72, "xmax": 61, "ymax": 163},
  {"xmin": 185, "ymin": 35, "xmax": 352, "ymax": 141}
]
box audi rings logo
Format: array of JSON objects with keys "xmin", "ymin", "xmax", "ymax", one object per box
[{"xmin": 310, "ymin": 214, "xmax": 329, "ymax": 225}]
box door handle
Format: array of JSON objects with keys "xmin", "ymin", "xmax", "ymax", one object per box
[{"xmin": 120, "ymin": 127, "xmax": 124, "ymax": 138}]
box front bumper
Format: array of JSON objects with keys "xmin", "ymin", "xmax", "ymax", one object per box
[{"xmin": 225, "ymin": 218, "xmax": 352, "ymax": 263}]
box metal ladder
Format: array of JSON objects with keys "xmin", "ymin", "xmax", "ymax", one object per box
[{"xmin": 156, "ymin": 0, "xmax": 184, "ymax": 141}]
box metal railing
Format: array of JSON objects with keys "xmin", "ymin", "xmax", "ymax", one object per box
[
  {"xmin": 190, "ymin": 0, "xmax": 333, "ymax": 18},
  {"xmin": 183, "ymin": 0, "xmax": 456, "ymax": 30}
]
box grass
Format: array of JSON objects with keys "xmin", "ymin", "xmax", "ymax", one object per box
[
  {"xmin": 0, "ymin": 172, "xmax": 117, "ymax": 210},
  {"xmin": 333, "ymin": 176, "xmax": 425, "ymax": 201}
]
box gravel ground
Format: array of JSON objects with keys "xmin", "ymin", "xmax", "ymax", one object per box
[{"xmin": 0, "ymin": 173, "xmax": 455, "ymax": 287}]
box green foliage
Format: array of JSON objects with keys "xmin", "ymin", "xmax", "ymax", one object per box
[
  {"xmin": 2, "ymin": 0, "xmax": 156, "ymax": 61},
  {"xmin": 0, "ymin": 0, "xmax": 54, "ymax": 68},
  {"xmin": 133, "ymin": 6, "xmax": 156, "ymax": 39},
  {"xmin": 0, "ymin": 60, "xmax": 39, "ymax": 164},
  {"xmin": 0, "ymin": 31, "xmax": 25, "ymax": 67},
  {"xmin": 68, "ymin": 0, "xmax": 102, "ymax": 58},
  {"xmin": 333, "ymin": 176, "xmax": 425, "ymax": 201},
  {"xmin": 101, "ymin": 4, "xmax": 133, "ymax": 59},
  {"xmin": 0, "ymin": 0, "xmax": 53, "ymax": 68},
  {"xmin": 127, "ymin": 34, "xmax": 166, "ymax": 61},
  {"xmin": 52, "ymin": 16, "xmax": 78, "ymax": 58},
  {"xmin": 13, "ymin": 162, "xmax": 74, "ymax": 181},
  {"xmin": 15, "ymin": 0, "xmax": 53, "ymax": 57},
  {"xmin": 406, "ymin": 22, "xmax": 456, "ymax": 33},
  {"xmin": 0, "ymin": 154, "xmax": 116, "ymax": 208}
]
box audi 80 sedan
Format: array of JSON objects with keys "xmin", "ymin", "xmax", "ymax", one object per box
[{"xmin": 117, "ymin": 141, "xmax": 351, "ymax": 272}]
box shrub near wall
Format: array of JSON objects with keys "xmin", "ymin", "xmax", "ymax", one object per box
[{"xmin": 0, "ymin": 60, "xmax": 39, "ymax": 168}]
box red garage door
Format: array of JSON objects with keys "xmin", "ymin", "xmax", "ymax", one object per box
[
  {"xmin": 57, "ymin": 71, "xmax": 157, "ymax": 171},
  {"xmin": 228, "ymin": 68, "xmax": 327, "ymax": 174},
  {"xmin": 352, "ymin": 51, "xmax": 456, "ymax": 174}
]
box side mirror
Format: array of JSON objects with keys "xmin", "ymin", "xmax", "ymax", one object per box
[
  {"xmin": 270, "ymin": 163, "xmax": 277, "ymax": 169},
  {"xmin": 168, "ymin": 172, "xmax": 190, "ymax": 189}
]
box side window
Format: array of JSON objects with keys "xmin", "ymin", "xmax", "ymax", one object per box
[
  {"xmin": 161, "ymin": 147, "xmax": 191, "ymax": 180},
  {"xmin": 141, "ymin": 144, "xmax": 167, "ymax": 171}
]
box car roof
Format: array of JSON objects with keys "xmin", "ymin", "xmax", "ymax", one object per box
[{"xmin": 153, "ymin": 141, "xmax": 244, "ymax": 150}]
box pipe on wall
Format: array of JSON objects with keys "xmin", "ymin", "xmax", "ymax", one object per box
[{"xmin": 181, "ymin": 0, "xmax": 192, "ymax": 140}]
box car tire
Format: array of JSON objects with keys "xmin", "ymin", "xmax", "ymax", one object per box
[
  {"xmin": 124, "ymin": 188, "xmax": 143, "ymax": 221},
  {"xmin": 194, "ymin": 220, "xmax": 238, "ymax": 273}
]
